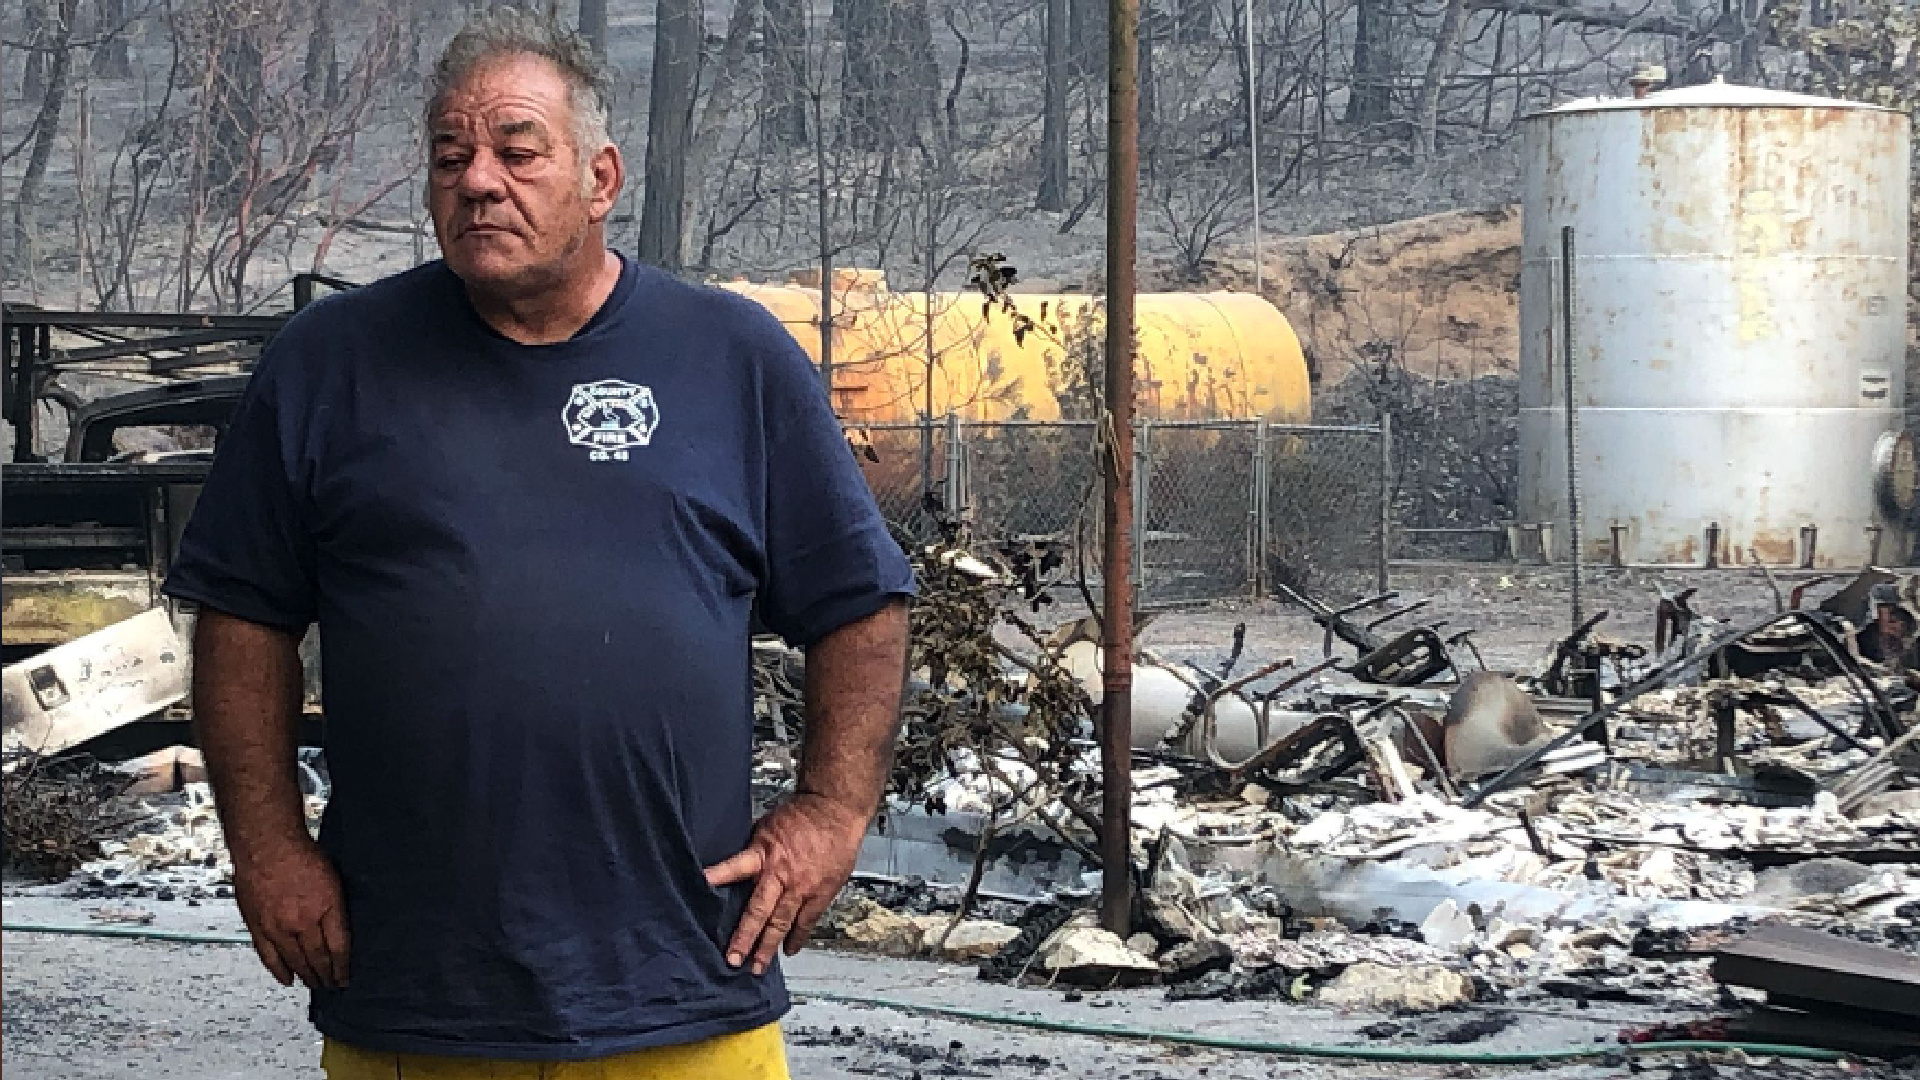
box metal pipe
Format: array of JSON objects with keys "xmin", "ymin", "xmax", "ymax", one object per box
[
  {"xmin": 812, "ymin": 87, "xmax": 833, "ymax": 393},
  {"xmin": 944, "ymin": 412, "xmax": 966, "ymax": 514},
  {"xmin": 1100, "ymin": 0, "xmax": 1141, "ymax": 938},
  {"xmin": 1133, "ymin": 420, "xmax": 1151, "ymax": 594},
  {"xmin": 1245, "ymin": 0, "xmax": 1261, "ymax": 296},
  {"xmin": 1251, "ymin": 418, "xmax": 1269, "ymax": 598},
  {"xmin": 1559, "ymin": 225, "xmax": 1581, "ymax": 631},
  {"xmin": 1378, "ymin": 412, "xmax": 1393, "ymax": 591},
  {"xmin": 1799, "ymin": 524, "xmax": 1818, "ymax": 569}
]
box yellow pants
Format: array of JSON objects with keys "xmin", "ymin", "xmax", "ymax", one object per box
[{"xmin": 320, "ymin": 1023, "xmax": 789, "ymax": 1079}]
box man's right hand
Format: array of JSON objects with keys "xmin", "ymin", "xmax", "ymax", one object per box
[{"xmin": 232, "ymin": 837, "xmax": 350, "ymax": 990}]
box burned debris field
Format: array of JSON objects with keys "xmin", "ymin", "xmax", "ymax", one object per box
[
  {"xmin": 8, "ymin": 551, "xmax": 1920, "ymax": 1076},
  {"xmin": 5, "ymin": 0, "xmax": 1920, "ymax": 1074}
]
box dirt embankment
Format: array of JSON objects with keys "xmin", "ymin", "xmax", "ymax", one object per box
[{"xmin": 1239, "ymin": 206, "xmax": 1522, "ymax": 388}]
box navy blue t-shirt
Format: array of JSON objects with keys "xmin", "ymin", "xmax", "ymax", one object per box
[{"xmin": 163, "ymin": 255, "xmax": 914, "ymax": 1059}]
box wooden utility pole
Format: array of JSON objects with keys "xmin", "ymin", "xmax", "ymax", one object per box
[{"xmin": 1099, "ymin": 0, "xmax": 1139, "ymax": 938}]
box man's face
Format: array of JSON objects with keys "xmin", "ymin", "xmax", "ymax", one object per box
[{"xmin": 426, "ymin": 54, "xmax": 618, "ymax": 294}]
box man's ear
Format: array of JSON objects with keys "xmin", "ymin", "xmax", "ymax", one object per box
[{"xmin": 588, "ymin": 143, "xmax": 624, "ymax": 222}]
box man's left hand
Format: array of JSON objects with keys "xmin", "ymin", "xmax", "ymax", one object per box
[{"xmin": 705, "ymin": 793, "xmax": 870, "ymax": 975}]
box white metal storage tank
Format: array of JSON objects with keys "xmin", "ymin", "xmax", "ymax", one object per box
[{"xmin": 1517, "ymin": 81, "xmax": 1913, "ymax": 568}]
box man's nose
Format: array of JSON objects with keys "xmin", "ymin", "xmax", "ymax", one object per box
[{"xmin": 458, "ymin": 148, "xmax": 509, "ymax": 201}]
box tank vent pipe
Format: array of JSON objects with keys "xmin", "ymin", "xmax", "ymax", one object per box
[{"xmin": 1560, "ymin": 225, "xmax": 1582, "ymax": 630}]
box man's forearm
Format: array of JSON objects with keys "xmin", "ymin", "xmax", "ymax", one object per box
[
  {"xmin": 191, "ymin": 609, "xmax": 309, "ymax": 862},
  {"xmin": 796, "ymin": 600, "xmax": 909, "ymax": 819}
]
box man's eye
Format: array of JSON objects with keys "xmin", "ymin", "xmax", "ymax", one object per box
[
  {"xmin": 436, "ymin": 156, "xmax": 468, "ymax": 170},
  {"xmin": 502, "ymin": 150, "xmax": 536, "ymax": 166}
]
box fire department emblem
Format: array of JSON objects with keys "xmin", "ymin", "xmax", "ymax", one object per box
[{"xmin": 563, "ymin": 379, "xmax": 660, "ymax": 461}]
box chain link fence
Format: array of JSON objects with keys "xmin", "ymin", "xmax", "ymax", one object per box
[{"xmin": 853, "ymin": 417, "xmax": 1389, "ymax": 603}]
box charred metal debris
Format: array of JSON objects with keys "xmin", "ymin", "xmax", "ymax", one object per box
[
  {"xmin": 8, "ymin": 525, "xmax": 1920, "ymax": 1055},
  {"xmin": 752, "ymin": 544, "xmax": 1920, "ymax": 1052}
]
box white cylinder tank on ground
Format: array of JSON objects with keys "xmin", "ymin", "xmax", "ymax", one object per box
[{"xmin": 1517, "ymin": 81, "xmax": 1913, "ymax": 568}]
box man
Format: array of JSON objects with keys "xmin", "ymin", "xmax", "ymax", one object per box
[{"xmin": 164, "ymin": 11, "xmax": 913, "ymax": 1076}]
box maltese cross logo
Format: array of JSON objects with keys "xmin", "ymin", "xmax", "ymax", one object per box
[{"xmin": 563, "ymin": 379, "xmax": 660, "ymax": 461}]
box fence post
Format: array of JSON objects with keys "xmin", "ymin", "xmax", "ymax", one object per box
[
  {"xmin": 1250, "ymin": 419, "xmax": 1269, "ymax": 599},
  {"xmin": 1377, "ymin": 413, "xmax": 1394, "ymax": 593},
  {"xmin": 944, "ymin": 412, "xmax": 966, "ymax": 520},
  {"xmin": 1133, "ymin": 420, "xmax": 1152, "ymax": 598}
]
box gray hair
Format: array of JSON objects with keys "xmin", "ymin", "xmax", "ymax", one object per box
[{"xmin": 427, "ymin": 8, "xmax": 614, "ymax": 186}]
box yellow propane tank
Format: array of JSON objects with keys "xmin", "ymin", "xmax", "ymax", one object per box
[{"xmin": 719, "ymin": 271, "xmax": 1310, "ymax": 424}]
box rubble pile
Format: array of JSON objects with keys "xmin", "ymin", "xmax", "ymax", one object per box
[
  {"xmin": 65, "ymin": 780, "xmax": 327, "ymax": 900},
  {"xmin": 9, "ymin": 521, "xmax": 1920, "ymax": 1052},
  {"xmin": 767, "ymin": 552, "xmax": 1920, "ymax": 1042},
  {"xmin": 0, "ymin": 750, "xmax": 134, "ymax": 880}
]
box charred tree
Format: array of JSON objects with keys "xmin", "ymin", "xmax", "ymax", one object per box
[
  {"xmin": 580, "ymin": 0, "xmax": 608, "ymax": 55},
  {"xmin": 1071, "ymin": 0, "xmax": 1107, "ymax": 79},
  {"xmin": 1413, "ymin": 0, "xmax": 1468, "ymax": 157},
  {"xmin": 762, "ymin": 0, "xmax": 810, "ymax": 144},
  {"xmin": 90, "ymin": 0, "xmax": 132, "ymax": 79},
  {"xmin": 839, "ymin": 0, "xmax": 940, "ymax": 151},
  {"xmin": 304, "ymin": 0, "xmax": 339, "ymax": 108},
  {"xmin": 683, "ymin": 0, "xmax": 762, "ymax": 265},
  {"xmin": 638, "ymin": 0, "xmax": 703, "ymax": 271},
  {"xmin": 209, "ymin": 16, "xmax": 265, "ymax": 205},
  {"xmin": 1038, "ymin": 0, "xmax": 1071, "ymax": 210},
  {"xmin": 12, "ymin": 0, "xmax": 79, "ymax": 270},
  {"xmin": 1174, "ymin": 0, "xmax": 1211, "ymax": 43},
  {"xmin": 1345, "ymin": 0, "xmax": 1395, "ymax": 127},
  {"xmin": 23, "ymin": 0, "xmax": 52, "ymax": 100},
  {"xmin": 1139, "ymin": 9, "xmax": 1159, "ymax": 140}
]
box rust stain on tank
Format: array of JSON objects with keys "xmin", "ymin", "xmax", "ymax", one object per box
[
  {"xmin": 1659, "ymin": 535, "xmax": 1700, "ymax": 565},
  {"xmin": 1750, "ymin": 530, "xmax": 1796, "ymax": 565}
]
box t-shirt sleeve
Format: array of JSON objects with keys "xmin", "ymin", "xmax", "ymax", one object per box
[
  {"xmin": 754, "ymin": 321, "xmax": 916, "ymax": 648},
  {"xmin": 161, "ymin": 348, "xmax": 317, "ymax": 631}
]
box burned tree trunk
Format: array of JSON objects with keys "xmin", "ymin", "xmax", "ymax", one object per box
[
  {"xmin": 1174, "ymin": 0, "xmax": 1211, "ymax": 43},
  {"xmin": 1733, "ymin": 0, "xmax": 1768, "ymax": 83},
  {"xmin": 1413, "ymin": 0, "xmax": 1468, "ymax": 158},
  {"xmin": 1071, "ymin": 0, "xmax": 1106, "ymax": 80},
  {"xmin": 1037, "ymin": 0, "xmax": 1070, "ymax": 210},
  {"xmin": 12, "ymin": 0, "xmax": 79, "ymax": 270},
  {"xmin": 637, "ymin": 0, "xmax": 703, "ymax": 271},
  {"xmin": 683, "ymin": 0, "xmax": 761, "ymax": 266},
  {"xmin": 1139, "ymin": 12, "xmax": 1157, "ymax": 140},
  {"xmin": 22, "ymin": 0, "xmax": 52, "ymax": 100},
  {"xmin": 89, "ymin": 0, "xmax": 132, "ymax": 79},
  {"xmin": 579, "ymin": 0, "xmax": 608, "ymax": 56},
  {"xmin": 304, "ymin": 0, "xmax": 338, "ymax": 108},
  {"xmin": 839, "ymin": 0, "xmax": 941, "ymax": 151},
  {"xmin": 1345, "ymin": 0, "xmax": 1395, "ymax": 127},
  {"xmin": 210, "ymin": 19, "xmax": 265, "ymax": 205},
  {"xmin": 762, "ymin": 0, "xmax": 810, "ymax": 145}
]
